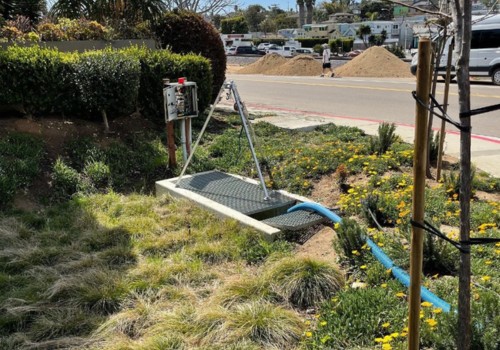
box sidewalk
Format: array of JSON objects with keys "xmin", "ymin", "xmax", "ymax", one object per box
[{"xmin": 217, "ymin": 103, "xmax": 500, "ymax": 178}]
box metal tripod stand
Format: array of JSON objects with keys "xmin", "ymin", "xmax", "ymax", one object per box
[{"xmin": 175, "ymin": 81, "xmax": 271, "ymax": 201}]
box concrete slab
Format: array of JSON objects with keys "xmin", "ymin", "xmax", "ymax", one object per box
[{"xmin": 156, "ymin": 171, "xmax": 315, "ymax": 240}]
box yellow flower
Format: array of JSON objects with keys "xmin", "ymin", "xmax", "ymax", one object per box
[
  {"xmin": 433, "ymin": 308, "xmax": 443, "ymax": 314},
  {"xmin": 378, "ymin": 242, "xmax": 384, "ymax": 247},
  {"xmin": 485, "ymin": 260, "xmax": 492, "ymax": 265},
  {"xmin": 421, "ymin": 301, "xmax": 433, "ymax": 308},
  {"xmin": 360, "ymin": 265, "xmax": 367, "ymax": 270},
  {"xmin": 396, "ymin": 292, "xmax": 406, "ymax": 298},
  {"xmin": 382, "ymin": 322, "xmax": 390, "ymax": 328},
  {"xmin": 381, "ymin": 283, "xmax": 388, "ymax": 288},
  {"xmin": 320, "ymin": 321, "xmax": 327, "ymax": 326},
  {"xmin": 375, "ymin": 337, "xmax": 384, "ymax": 343},
  {"xmin": 425, "ymin": 318, "xmax": 438, "ymax": 327},
  {"xmin": 305, "ymin": 331, "xmax": 313, "ymax": 337},
  {"xmin": 382, "ymin": 344, "xmax": 393, "ymax": 350},
  {"xmin": 481, "ymin": 275, "xmax": 491, "ymax": 282}
]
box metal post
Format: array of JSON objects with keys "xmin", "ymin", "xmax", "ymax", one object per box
[
  {"xmin": 408, "ymin": 37, "xmax": 431, "ymax": 350},
  {"xmin": 176, "ymin": 84, "xmax": 226, "ymax": 186},
  {"xmin": 230, "ymin": 81, "xmax": 270, "ymax": 200}
]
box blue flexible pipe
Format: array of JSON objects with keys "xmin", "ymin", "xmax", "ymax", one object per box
[{"xmin": 288, "ymin": 202, "xmax": 451, "ymax": 313}]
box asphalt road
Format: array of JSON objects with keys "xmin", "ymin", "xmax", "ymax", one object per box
[{"xmin": 226, "ymin": 74, "xmax": 500, "ymax": 139}]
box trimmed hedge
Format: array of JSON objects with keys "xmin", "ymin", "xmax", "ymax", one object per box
[
  {"xmin": 74, "ymin": 50, "xmax": 141, "ymax": 118},
  {"xmin": 0, "ymin": 45, "xmax": 68, "ymax": 115},
  {"xmin": 0, "ymin": 45, "xmax": 212, "ymax": 124},
  {"xmin": 122, "ymin": 46, "xmax": 212, "ymax": 123},
  {"xmin": 153, "ymin": 11, "xmax": 225, "ymax": 103}
]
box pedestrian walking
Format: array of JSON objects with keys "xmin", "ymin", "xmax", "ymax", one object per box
[{"xmin": 320, "ymin": 43, "xmax": 334, "ymax": 77}]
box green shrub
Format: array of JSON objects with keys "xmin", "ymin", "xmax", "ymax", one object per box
[
  {"xmin": 83, "ymin": 160, "xmax": 111, "ymax": 190},
  {"xmin": 0, "ymin": 45, "xmax": 69, "ymax": 115},
  {"xmin": 122, "ymin": 46, "xmax": 212, "ymax": 123},
  {"xmin": 74, "ymin": 50, "xmax": 140, "ymax": 130},
  {"xmin": 334, "ymin": 218, "xmax": 366, "ymax": 265},
  {"xmin": 266, "ymin": 257, "xmax": 344, "ymax": 309},
  {"xmin": 385, "ymin": 45, "xmax": 406, "ymax": 58},
  {"xmin": 153, "ymin": 10, "xmax": 225, "ymax": 103},
  {"xmin": 51, "ymin": 158, "xmax": 81, "ymax": 199},
  {"xmin": 371, "ymin": 122, "xmax": 397, "ymax": 155}
]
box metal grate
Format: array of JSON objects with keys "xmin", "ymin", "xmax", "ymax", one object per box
[
  {"xmin": 262, "ymin": 210, "xmax": 327, "ymax": 231},
  {"xmin": 176, "ymin": 170, "xmax": 295, "ymax": 215}
]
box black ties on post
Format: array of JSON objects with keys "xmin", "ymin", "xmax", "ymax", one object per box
[
  {"xmin": 411, "ymin": 91, "xmax": 470, "ymax": 132},
  {"xmin": 410, "ymin": 219, "xmax": 500, "ymax": 254},
  {"xmin": 459, "ymin": 103, "xmax": 500, "ymax": 118},
  {"xmin": 412, "ymin": 91, "xmax": 500, "ymax": 127}
]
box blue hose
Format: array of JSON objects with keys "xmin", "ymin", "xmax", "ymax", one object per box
[{"xmin": 288, "ymin": 202, "xmax": 451, "ymax": 313}]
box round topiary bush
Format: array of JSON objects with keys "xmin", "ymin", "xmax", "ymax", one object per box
[{"xmin": 153, "ymin": 10, "xmax": 226, "ymax": 103}]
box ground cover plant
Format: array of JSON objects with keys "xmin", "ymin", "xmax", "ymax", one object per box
[{"xmin": 0, "ymin": 111, "xmax": 498, "ymax": 349}]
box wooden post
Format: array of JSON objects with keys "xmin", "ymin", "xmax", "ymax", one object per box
[
  {"xmin": 436, "ymin": 42, "xmax": 454, "ymax": 181},
  {"xmin": 167, "ymin": 121, "xmax": 177, "ymax": 169},
  {"xmin": 408, "ymin": 37, "xmax": 432, "ymax": 350},
  {"xmin": 185, "ymin": 117, "xmax": 191, "ymax": 156}
]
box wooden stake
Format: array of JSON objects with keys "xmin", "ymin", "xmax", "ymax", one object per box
[
  {"xmin": 408, "ymin": 37, "xmax": 432, "ymax": 350},
  {"xmin": 167, "ymin": 120, "xmax": 177, "ymax": 169},
  {"xmin": 436, "ymin": 42, "xmax": 454, "ymax": 181}
]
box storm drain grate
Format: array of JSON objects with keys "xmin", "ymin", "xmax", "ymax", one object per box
[
  {"xmin": 176, "ymin": 170, "xmax": 296, "ymax": 216},
  {"xmin": 262, "ymin": 210, "xmax": 327, "ymax": 231}
]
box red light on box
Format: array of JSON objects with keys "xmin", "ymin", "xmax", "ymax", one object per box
[{"xmin": 178, "ymin": 77, "xmax": 186, "ymax": 84}]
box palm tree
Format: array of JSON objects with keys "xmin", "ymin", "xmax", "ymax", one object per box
[
  {"xmin": 297, "ymin": 0, "xmax": 305, "ymax": 27},
  {"xmin": 49, "ymin": 0, "xmax": 92, "ymax": 19},
  {"xmin": 305, "ymin": 0, "xmax": 314, "ymax": 24}
]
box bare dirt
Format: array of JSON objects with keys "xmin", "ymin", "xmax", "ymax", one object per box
[
  {"xmin": 230, "ymin": 46, "xmax": 414, "ymax": 78},
  {"xmin": 335, "ymin": 46, "xmax": 414, "ymax": 78}
]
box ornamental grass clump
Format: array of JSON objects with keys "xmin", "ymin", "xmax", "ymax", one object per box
[
  {"xmin": 266, "ymin": 257, "xmax": 344, "ymax": 309},
  {"xmin": 221, "ymin": 301, "xmax": 304, "ymax": 348}
]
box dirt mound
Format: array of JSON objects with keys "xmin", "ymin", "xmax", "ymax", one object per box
[
  {"xmin": 266, "ymin": 54, "xmax": 322, "ymax": 76},
  {"xmin": 334, "ymin": 46, "xmax": 414, "ymax": 78},
  {"xmin": 236, "ymin": 53, "xmax": 288, "ymax": 74},
  {"xmin": 237, "ymin": 54, "xmax": 322, "ymax": 76}
]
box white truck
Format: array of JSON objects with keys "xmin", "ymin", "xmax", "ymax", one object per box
[
  {"xmin": 410, "ymin": 14, "xmax": 500, "ymax": 85},
  {"xmin": 265, "ymin": 41, "xmax": 302, "ymax": 58}
]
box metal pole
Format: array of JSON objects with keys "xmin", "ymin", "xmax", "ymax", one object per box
[
  {"xmin": 230, "ymin": 81, "xmax": 271, "ymax": 200},
  {"xmin": 408, "ymin": 37, "xmax": 431, "ymax": 350},
  {"xmin": 175, "ymin": 84, "xmax": 226, "ymax": 186}
]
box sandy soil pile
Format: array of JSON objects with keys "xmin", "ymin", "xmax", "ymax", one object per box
[
  {"xmin": 236, "ymin": 53, "xmax": 288, "ymax": 74},
  {"xmin": 265, "ymin": 54, "xmax": 322, "ymax": 76},
  {"xmin": 236, "ymin": 54, "xmax": 322, "ymax": 76},
  {"xmin": 334, "ymin": 46, "xmax": 414, "ymax": 78}
]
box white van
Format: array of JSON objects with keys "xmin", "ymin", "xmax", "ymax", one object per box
[{"xmin": 410, "ymin": 15, "xmax": 500, "ymax": 85}]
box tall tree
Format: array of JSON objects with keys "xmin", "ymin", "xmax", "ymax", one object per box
[
  {"xmin": 305, "ymin": 0, "xmax": 314, "ymax": 24},
  {"xmin": 243, "ymin": 4, "xmax": 265, "ymax": 32},
  {"xmin": 357, "ymin": 23, "xmax": 370, "ymax": 47},
  {"xmin": 297, "ymin": 0, "xmax": 305, "ymax": 26},
  {"xmin": 164, "ymin": 0, "xmax": 239, "ymax": 15}
]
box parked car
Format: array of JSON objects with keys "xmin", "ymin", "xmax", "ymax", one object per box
[
  {"xmin": 234, "ymin": 46, "xmax": 266, "ymax": 56},
  {"xmin": 225, "ymin": 46, "xmax": 236, "ymax": 55},
  {"xmin": 294, "ymin": 48, "xmax": 319, "ymax": 57},
  {"xmin": 257, "ymin": 43, "xmax": 272, "ymax": 50}
]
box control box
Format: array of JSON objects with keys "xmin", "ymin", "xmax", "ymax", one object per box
[{"xmin": 163, "ymin": 78, "xmax": 198, "ymax": 121}]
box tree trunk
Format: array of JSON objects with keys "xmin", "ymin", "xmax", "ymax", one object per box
[
  {"xmin": 306, "ymin": 4, "xmax": 313, "ymax": 24},
  {"xmin": 101, "ymin": 109, "xmax": 110, "ymax": 133},
  {"xmin": 452, "ymin": 0, "xmax": 472, "ymax": 348},
  {"xmin": 298, "ymin": 1, "xmax": 305, "ymax": 27}
]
